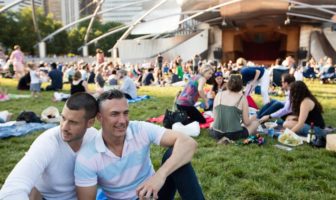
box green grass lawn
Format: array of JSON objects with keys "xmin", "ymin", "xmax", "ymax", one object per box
[{"xmin": 1, "ymin": 78, "xmax": 336, "ymax": 199}]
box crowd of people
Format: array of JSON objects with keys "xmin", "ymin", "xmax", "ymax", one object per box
[{"xmin": 0, "ymin": 44, "xmax": 334, "ymax": 199}]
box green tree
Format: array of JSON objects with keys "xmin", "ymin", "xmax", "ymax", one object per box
[{"xmin": 0, "ymin": 8, "xmax": 125, "ymax": 56}]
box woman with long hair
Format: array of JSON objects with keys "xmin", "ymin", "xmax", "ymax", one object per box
[
  {"xmin": 205, "ymin": 71, "xmax": 226, "ymax": 111},
  {"xmin": 209, "ymin": 74, "xmax": 259, "ymax": 141},
  {"xmin": 176, "ymin": 64, "xmax": 214, "ymax": 124},
  {"xmin": 283, "ymin": 81, "xmax": 325, "ymax": 136}
]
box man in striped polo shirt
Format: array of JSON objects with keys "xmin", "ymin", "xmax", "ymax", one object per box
[{"xmin": 75, "ymin": 89, "xmax": 204, "ymax": 200}]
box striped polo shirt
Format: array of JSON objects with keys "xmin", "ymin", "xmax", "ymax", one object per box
[{"xmin": 75, "ymin": 121, "xmax": 165, "ymax": 200}]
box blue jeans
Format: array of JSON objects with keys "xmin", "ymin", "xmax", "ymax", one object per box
[
  {"xmin": 257, "ymin": 99, "xmax": 284, "ymax": 118},
  {"xmin": 297, "ymin": 124, "xmax": 325, "ymax": 137},
  {"xmin": 158, "ymin": 148, "xmax": 205, "ymax": 200},
  {"xmin": 96, "ymin": 148, "xmax": 205, "ymax": 200},
  {"xmin": 200, "ymin": 98, "xmax": 214, "ymax": 111}
]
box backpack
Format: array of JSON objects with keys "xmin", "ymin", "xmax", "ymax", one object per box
[{"xmin": 16, "ymin": 111, "xmax": 42, "ymax": 123}]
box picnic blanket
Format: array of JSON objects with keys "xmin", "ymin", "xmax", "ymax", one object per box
[
  {"xmin": 0, "ymin": 94, "xmax": 10, "ymax": 102},
  {"xmin": 148, "ymin": 113, "xmax": 214, "ymax": 129},
  {"xmin": 0, "ymin": 122, "xmax": 57, "ymax": 139},
  {"xmin": 8, "ymin": 94, "xmax": 31, "ymax": 99},
  {"xmin": 128, "ymin": 95, "xmax": 150, "ymax": 103}
]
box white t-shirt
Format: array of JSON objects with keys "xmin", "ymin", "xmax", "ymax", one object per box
[
  {"xmin": 30, "ymin": 69, "xmax": 40, "ymax": 84},
  {"xmin": 0, "ymin": 126, "xmax": 98, "ymax": 200}
]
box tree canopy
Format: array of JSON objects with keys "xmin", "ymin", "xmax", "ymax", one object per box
[{"xmin": 0, "ymin": 7, "xmax": 124, "ymax": 56}]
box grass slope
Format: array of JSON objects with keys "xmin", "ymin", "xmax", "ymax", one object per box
[{"xmin": 1, "ymin": 78, "xmax": 336, "ymax": 199}]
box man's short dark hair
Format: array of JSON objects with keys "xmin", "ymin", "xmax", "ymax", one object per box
[
  {"xmin": 97, "ymin": 89, "xmax": 125, "ymax": 111},
  {"xmin": 66, "ymin": 93, "xmax": 98, "ymax": 119},
  {"xmin": 51, "ymin": 62, "xmax": 57, "ymax": 69}
]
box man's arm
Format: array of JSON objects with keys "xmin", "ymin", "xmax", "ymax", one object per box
[
  {"xmin": 270, "ymin": 98, "xmax": 291, "ymax": 118},
  {"xmin": 0, "ymin": 135, "xmax": 56, "ymax": 200},
  {"xmin": 291, "ymin": 99, "xmax": 313, "ymax": 133},
  {"xmin": 76, "ymin": 185, "xmax": 97, "ymax": 200},
  {"xmin": 29, "ymin": 187, "xmax": 42, "ymax": 200},
  {"xmin": 75, "ymin": 149, "xmax": 99, "ymax": 200},
  {"xmin": 136, "ymin": 130, "xmax": 197, "ymax": 199}
]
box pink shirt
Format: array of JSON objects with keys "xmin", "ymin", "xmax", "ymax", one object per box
[{"xmin": 10, "ymin": 50, "xmax": 24, "ymax": 64}]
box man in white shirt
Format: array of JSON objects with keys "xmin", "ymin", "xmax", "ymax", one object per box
[
  {"xmin": 0, "ymin": 93, "xmax": 99, "ymax": 200},
  {"xmin": 75, "ymin": 89, "xmax": 204, "ymax": 200},
  {"xmin": 117, "ymin": 69, "xmax": 137, "ymax": 99}
]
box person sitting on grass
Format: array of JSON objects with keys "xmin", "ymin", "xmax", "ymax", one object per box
[
  {"xmin": 71, "ymin": 71, "xmax": 89, "ymax": 95},
  {"xmin": 209, "ymin": 74, "xmax": 259, "ymax": 141},
  {"xmin": 53, "ymin": 71, "xmax": 89, "ymax": 102},
  {"xmin": 46, "ymin": 62, "xmax": 63, "ymax": 91},
  {"xmin": 204, "ymin": 71, "xmax": 226, "ymax": 111},
  {"xmin": 0, "ymin": 93, "xmax": 98, "ymax": 200},
  {"xmin": 283, "ymin": 81, "xmax": 325, "ymax": 137},
  {"xmin": 75, "ymin": 89, "xmax": 205, "ymax": 200},
  {"xmin": 176, "ymin": 64, "xmax": 214, "ymax": 124},
  {"xmin": 257, "ymin": 73, "xmax": 295, "ymax": 121},
  {"xmin": 117, "ymin": 69, "xmax": 137, "ymax": 99}
]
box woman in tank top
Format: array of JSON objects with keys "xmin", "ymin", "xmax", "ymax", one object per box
[
  {"xmin": 70, "ymin": 71, "xmax": 88, "ymax": 95},
  {"xmin": 209, "ymin": 74, "xmax": 259, "ymax": 141},
  {"xmin": 283, "ymin": 81, "xmax": 325, "ymax": 137}
]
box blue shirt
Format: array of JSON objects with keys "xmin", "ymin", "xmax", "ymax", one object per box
[
  {"xmin": 48, "ymin": 69, "xmax": 63, "ymax": 90},
  {"xmin": 240, "ymin": 67, "xmax": 265, "ymax": 85}
]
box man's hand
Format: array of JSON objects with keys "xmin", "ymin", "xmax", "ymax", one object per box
[{"xmin": 136, "ymin": 172, "xmax": 166, "ymax": 200}]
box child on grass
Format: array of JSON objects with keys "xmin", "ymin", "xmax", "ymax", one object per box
[{"xmin": 28, "ymin": 62, "xmax": 42, "ymax": 98}]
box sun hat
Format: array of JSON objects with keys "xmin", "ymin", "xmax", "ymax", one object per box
[{"xmin": 41, "ymin": 106, "xmax": 61, "ymax": 123}]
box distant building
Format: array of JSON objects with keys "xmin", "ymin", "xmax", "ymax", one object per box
[
  {"xmin": 44, "ymin": 0, "xmax": 79, "ymax": 26},
  {"xmin": 101, "ymin": 0, "xmax": 145, "ymax": 24},
  {"xmin": 79, "ymin": 0, "xmax": 96, "ymax": 18},
  {"xmin": 61, "ymin": 0, "xmax": 80, "ymax": 25},
  {"xmin": 0, "ymin": 0, "xmax": 43, "ymax": 12},
  {"xmin": 44, "ymin": 0, "xmax": 62, "ymax": 23}
]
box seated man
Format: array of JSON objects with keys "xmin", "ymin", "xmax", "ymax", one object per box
[
  {"xmin": 117, "ymin": 69, "xmax": 137, "ymax": 99},
  {"xmin": 75, "ymin": 89, "xmax": 205, "ymax": 200},
  {"xmin": 0, "ymin": 93, "xmax": 98, "ymax": 200},
  {"xmin": 142, "ymin": 68, "xmax": 155, "ymax": 86},
  {"xmin": 258, "ymin": 74, "xmax": 296, "ymax": 123},
  {"xmin": 257, "ymin": 73, "xmax": 295, "ymax": 119},
  {"xmin": 46, "ymin": 62, "xmax": 63, "ymax": 91}
]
